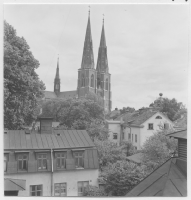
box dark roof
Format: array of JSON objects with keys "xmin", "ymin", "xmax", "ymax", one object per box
[
  {"xmin": 4, "ymin": 130, "xmax": 95, "ymax": 150},
  {"xmin": 44, "ymin": 91, "xmax": 57, "ymax": 99},
  {"xmin": 126, "ymin": 153, "xmax": 143, "ymax": 164},
  {"xmin": 4, "ymin": 179, "xmax": 26, "ymax": 191},
  {"xmin": 58, "ymin": 91, "xmax": 77, "ymax": 99},
  {"xmin": 167, "ymin": 129, "xmax": 187, "ymax": 140},
  {"xmin": 126, "ymin": 158, "xmax": 187, "ymax": 197},
  {"xmin": 115, "ymin": 110, "xmax": 158, "ymax": 125}
]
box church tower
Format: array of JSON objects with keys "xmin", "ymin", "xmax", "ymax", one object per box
[
  {"xmin": 77, "ymin": 10, "xmax": 97, "ymax": 98},
  {"xmin": 96, "ymin": 18, "xmax": 112, "ymax": 112},
  {"xmin": 54, "ymin": 57, "xmax": 60, "ymax": 96}
]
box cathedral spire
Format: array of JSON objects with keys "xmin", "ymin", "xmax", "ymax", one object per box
[
  {"xmin": 96, "ymin": 16, "xmax": 108, "ymax": 73},
  {"xmin": 81, "ymin": 8, "xmax": 94, "ymax": 69},
  {"xmin": 54, "ymin": 55, "xmax": 60, "ymax": 95}
]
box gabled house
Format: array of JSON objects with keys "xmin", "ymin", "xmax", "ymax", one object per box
[
  {"xmin": 126, "ymin": 129, "xmax": 187, "ymax": 197},
  {"xmin": 107, "ymin": 109, "xmax": 174, "ymax": 150},
  {"xmin": 4, "ymin": 117, "xmax": 99, "ymax": 196}
]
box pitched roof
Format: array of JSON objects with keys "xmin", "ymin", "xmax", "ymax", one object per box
[
  {"xmin": 167, "ymin": 129, "xmax": 187, "ymax": 140},
  {"xmin": 126, "ymin": 153, "xmax": 143, "ymax": 164},
  {"xmin": 57, "ymin": 90, "xmax": 77, "ymax": 99},
  {"xmin": 115, "ymin": 110, "xmax": 158, "ymax": 125},
  {"xmin": 4, "ymin": 130, "xmax": 95, "ymax": 150},
  {"xmin": 126, "ymin": 158, "xmax": 187, "ymax": 197},
  {"xmin": 4, "ymin": 178, "xmax": 26, "ymax": 191},
  {"xmin": 44, "ymin": 91, "xmax": 57, "ymax": 99}
]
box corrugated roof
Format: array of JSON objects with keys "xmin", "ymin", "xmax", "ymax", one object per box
[
  {"xmin": 4, "ymin": 179, "xmax": 26, "ymax": 191},
  {"xmin": 167, "ymin": 130, "xmax": 187, "ymax": 140},
  {"xmin": 58, "ymin": 91, "xmax": 77, "ymax": 99},
  {"xmin": 44, "ymin": 91, "xmax": 57, "ymax": 99},
  {"xmin": 126, "ymin": 157, "xmax": 187, "ymax": 197},
  {"xmin": 127, "ymin": 153, "xmax": 143, "ymax": 164},
  {"xmin": 115, "ymin": 110, "xmax": 157, "ymax": 125},
  {"xmin": 4, "ymin": 130, "xmax": 95, "ymax": 150}
]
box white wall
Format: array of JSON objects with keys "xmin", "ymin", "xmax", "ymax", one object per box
[
  {"xmin": 107, "ymin": 122, "xmax": 121, "ymax": 145},
  {"xmin": 5, "ymin": 169, "xmax": 99, "ymax": 196}
]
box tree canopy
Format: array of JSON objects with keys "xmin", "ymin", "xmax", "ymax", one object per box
[
  {"xmin": 149, "ymin": 96, "xmax": 187, "ymax": 121},
  {"xmin": 4, "ymin": 21, "xmax": 45, "ymax": 129}
]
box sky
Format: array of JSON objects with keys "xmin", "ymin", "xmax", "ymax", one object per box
[{"xmin": 3, "ymin": 3, "xmax": 189, "ymax": 110}]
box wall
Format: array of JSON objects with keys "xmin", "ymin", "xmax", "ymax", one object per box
[
  {"xmin": 5, "ymin": 169, "xmax": 99, "ymax": 196},
  {"xmin": 140, "ymin": 112, "xmax": 174, "ymax": 147},
  {"xmin": 108, "ymin": 121, "xmax": 121, "ymax": 145}
]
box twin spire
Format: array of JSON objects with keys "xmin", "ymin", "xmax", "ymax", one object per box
[{"xmin": 81, "ymin": 10, "xmax": 108, "ymax": 73}]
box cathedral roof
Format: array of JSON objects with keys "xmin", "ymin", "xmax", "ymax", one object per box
[
  {"xmin": 81, "ymin": 12, "xmax": 94, "ymax": 69},
  {"xmin": 57, "ymin": 90, "xmax": 77, "ymax": 99},
  {"xmin": 44, "ymin": 91, "xmax": 57, "ymax": 99},
  {"xmin": 96, "ymin": 19, "xmax": 109, "ymax": 73}
]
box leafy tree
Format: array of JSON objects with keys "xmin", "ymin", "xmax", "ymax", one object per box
[
  {"xmin": 94, "ymin": 139, "xmax": 127, "ymax": 170},
  {"xmin": 149, "ymin": 96, "xmax": 187, "ymax": 121},
  {"xmin": 120, "ymin": 107, "xmax": 135, "ymax": 114},
  {"xmin": 102, "ymin": 161, "xmax": 149, "ymax": 196},
  {"xmin": 142, "ymin": 129, "xmax": 177, "ymax": 170},
  {"xmin": 4, "ymin": 21, "xmax": 45, "ymax": 129},
  {"xmin": 85, "ymin": 91, "xmax": 104, "ymax": 108},
  {"xmin": 120, "ymin": 141, "xmax": 136, "ymax": 156}
]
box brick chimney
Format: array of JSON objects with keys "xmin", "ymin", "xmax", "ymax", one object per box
[{"xmin": 38, "ymin": 117, "xmax": 53, "ymax": 134}]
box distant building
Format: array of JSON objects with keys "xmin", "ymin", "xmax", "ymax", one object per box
[
  {"xmin": 107, "ymin": 109, "xmax": 174, "ymax": 149},
  {"xmin": 43, "ymin": 12, "xmax": 112, "ymax": 113},
  {"xmin": 126, "ymin": 129, "xmax": 187, "ymax": 197},
  {"xmin": 4, "ymin": 117, "xmax": 99, "ymax": 196}
]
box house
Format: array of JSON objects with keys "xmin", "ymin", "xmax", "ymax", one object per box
[
  {"xmin": 126, "ymin": 129, "xmax": 187, "ymax": 197},
  {"xmin": 107, "ymin": 109, "xmax": 174, "ymax": 150},
  {"xmin": 4, "ymin": 117, "xmax": 99, "ymax": 196}
]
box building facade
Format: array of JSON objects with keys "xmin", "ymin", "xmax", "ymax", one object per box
[
  {"xmin": 4, "ymin": 118, "xmax": 99, "ymax": 196},
  {"xmin": 107, "ymin": 110, "xmax": 174, "ymax": 150},
  {"xmin": 44, "ymin": 12, "xmax": 112, "ymax": 113}
]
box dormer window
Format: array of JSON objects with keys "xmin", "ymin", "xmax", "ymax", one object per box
[
  {"xmin": 18, "ymin": 154, "xmax": 28, "ymax": 171},
  {"xmin": 156, "ymin": 116, "xmax": 162, "ymax": 119},
  {"xmin": 73, "ymin": 152, "xmax": 84, "ymax": 168}
]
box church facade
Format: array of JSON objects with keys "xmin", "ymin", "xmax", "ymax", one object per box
[{"xmin": 44, "ymin": 12, "xmax": 112, "ymax": 113}]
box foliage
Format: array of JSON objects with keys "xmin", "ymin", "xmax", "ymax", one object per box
[
  {"xmin": 149, "ymin": 97, "xmax": 187, "ymax": 121},
  {"xmin": 141, "ymin": 129, "xmax": 177, "ymax": 170},
  {"xmin": 120, "ymin": 141, "xmax": 136, "ymax": 156},
  {"xmin": 120, "ymin": 107, "xmax": 135, "ymax": 114},
  {"xmin": 4, "ymin": 21, "xmax": 45, "ymax": 129},
  {"xmin": 102, "ymin": 161, "xmax": 150, "ymax": 196},
  {"xmin": 94, "ymin": 139, "xmax": 127, "ymax": 170},
  {"xmin": 84, "ymin": 185, "xmax": 107, "ymax": 197},
  {"xmin": 85, "ymin": 91, "xmax": 104, "ymax": 108}
]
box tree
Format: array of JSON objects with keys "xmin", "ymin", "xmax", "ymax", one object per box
[
  {"xmin": 102, "ymin": 161, "xmax": 149, "ymax": 196},
  {"xmin": 149, "ymin": 96, "xmax": 187, "ymax": 121},
  {"xmin": 42, "ymin": 98, "xmax": 104, "ymax": 129},
  {"xmin": 119, "ymin": 107, "xmax": 135, "ymax": 115},
  {"xmin": 94, "ymin": 139, "xmax": 127, "ymax": 170},
  {"xmin": 4, "ymin": 21, "xmax": 45, "ymax": 129},
  {"xmin": 84, "ymin": 185, "xmax": 107, "ymax": 197},
  {"xmin": 120, "ymin": 141, "xmax": 136, "ymax": 156},
  {"xmin": 141, "ymin": 129, "xmax": 177, "ymax": 170}
]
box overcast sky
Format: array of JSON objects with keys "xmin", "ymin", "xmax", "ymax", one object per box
[{"xmin": 4, "ymin": 3, "xmax": 189, "ymax": 110}]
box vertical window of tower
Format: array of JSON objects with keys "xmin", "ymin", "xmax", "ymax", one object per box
[
  {"xmin": 81, "ymin": 74, "xmax": 85, "ymax": 87},
  {"xmin": 105, "ymin": 78, "xmax": 108, "ymax": 90},
  {"xmin": 91, "ymin": 74, "xmax": 94, "ymax": 88}
]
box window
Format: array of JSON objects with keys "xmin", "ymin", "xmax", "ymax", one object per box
[
  {"xmin": 156, "ymin": 116, "xmax": 162, "ymax": 119},
  {"xmin": 37, "ymin": 154, "xmax": 47, "ymax": 170},
  {"xmin": 74, "ymin": 152, "xmax": 84, "ymax": 168},
  {"xmin": 78, "ymin": 181, "xmax": 89, "ymax": 196},
  {"xmin": 54, "ymin": 183, "xmax": 67, "ymax": 196},
  {"xmin": 81, "ymin": 74, "xmax": 85, "ymax": 87},
  {"xmin": 113, "ymin": 133, "xmax": 117, "ymax": 139},
  {"xmin": 91, "ymin": 74, "xmax": 94, "ymax": 87},
  {"xmin": 135, "ymin": 134, "xmax": 137, "ymax": 143},
  {"xmin": 18, "ymin": 154, "xmax": 28, "ymax": 171},
  {"xmin": 132, "ymin": 134, "xmax": 133, "ymax": 142},
  {"xmin": 56, "ymin": 152, "xmax": 66, "ymax": 169},
  {"xmin": 30, "ymin": 185, "xmax": 43, "ymax": 196},
  {"xmin": 128, "ymin": 133, "xmax": 131, "ymax": 140},
  {"xmin": 105, "ymin": 78, "xmax": 108, "ymax": 90},
  {"xmin": 4, "ymin": 154, "xmax": 8, "ymax": 172},
  {"xmin": 164, "ymin": 123, "xmax": 169, "ymax": 130},
  {"xmin": 148, "ymin": 123, "xmax": 154, "ymax": 130}
]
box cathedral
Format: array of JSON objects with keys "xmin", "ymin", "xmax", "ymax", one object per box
[{"xmin": 44, "ymin": 11, "xmax": 112, "ymax": 113}]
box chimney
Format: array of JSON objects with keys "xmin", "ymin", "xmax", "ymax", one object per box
[{"xmin": 38, "ymin": 117, "xmax": 53, "ymax": 134}]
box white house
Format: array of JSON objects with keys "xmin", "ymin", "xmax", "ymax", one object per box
[{"xmin": 107, "ymin": 109, "xmax": 174, "ymax": 150}]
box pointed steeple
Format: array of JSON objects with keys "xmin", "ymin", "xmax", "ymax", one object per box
[
  {"xmin": 96, "ymin": 16, "xmax": 108, "ymax": 73},
  {"xmin": 81, "ymin": 9, "xmax": 94, "ymax": 69},
  {"xmin": 54, "ymin": 56, "xmax": 60, "ymax": 95}
]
